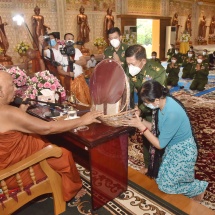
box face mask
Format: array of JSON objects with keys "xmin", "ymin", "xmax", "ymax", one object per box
[
  {"xmin": 66, "ymin": 40, "xmax": 75, "ymax": 44},
  {"xmin": 197, "ymin": 59, "xmax": 202, "ymax": 64},
  {"xmin": 203, "ymin": 51, "xmax": 206, "ymax": 55},
  {"xmin": 128, "ymin": 64, "xmax": 141, "ymax": 76},
  {"xmin": 152, "ymin": 56, "xmax": 156, "ymax": 59},
  {"xmin": 50, "ymin": 39, "xmax": 57, "ymax": 47},
  {"xmin": 110, "ymin": 39, "xmax": 120, "ymax": 48},
  {"xmin": 188, "ymin": 54, "xmax": 192, "ymax": 58},
  {"xmin": 171, "ymin": 59, "xmax": 176, "ymax": 63},
  {"xmin": 91, "ymin": 57, "xmax": 95, "ymax": 61},
  {"xmin": 175, "ymin": 51, "xmax": 178, "ymax": 54},
  {"xmin": 189, "ymin": 49, "xmax": 193, "ymax": 51},
  {"xmin": 144, "ymin": 103, "xmax": 159, "ymax": 110}
]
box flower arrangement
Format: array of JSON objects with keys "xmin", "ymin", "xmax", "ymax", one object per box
[
  {"xmin": 14, "ymin": 41, "xmax": 30, "ymax": 54},
  {"xmin": 122, "ymin": 33, "xmax": 137, "ymax": 46},
  {"xmin": 7, "ymin": 67, "xmax": 29, "ymax": 87},
  {"xmin": 93, "ymin": 37, "xmax": 107, "ymax": 47},
  {"xmin": 25, "ymin": 70, "xmax": 66, "ymax": 100},
  {"xmin": 180, "ymin": 33, "xmax": 191, "ymax": 42}
]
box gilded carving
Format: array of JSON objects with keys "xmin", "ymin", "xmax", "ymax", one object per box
[{"xmin": 127, "ymin": 0, "xmax": 161, "ymax": 15}]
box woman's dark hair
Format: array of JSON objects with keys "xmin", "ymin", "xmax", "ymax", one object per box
[
  {"xmin": 125, "ymin": 44, "xmax": 147, "ymax": 60},
  {"xmin": 140, "ymin": 80, "xmax": 169, "ymax": 103}
]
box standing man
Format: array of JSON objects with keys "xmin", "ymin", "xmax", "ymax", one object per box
[
  {"xmin": 125, "ymin": 44, "xmax": 166, "ymax": 176},
  {"xmin": 39, "ymin": 32, "xmax": 91, "ymax": 106},
  {"xmin": 103, "ymin": 27, "xmax": 128, "ymax": 71}
]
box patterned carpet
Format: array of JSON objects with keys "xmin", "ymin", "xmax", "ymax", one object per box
[
  {"xmin": 14, "ymin": 164, "xmax": 187, "ymax": 215},
  {"xmin": 128, "ymin": 93, "xmax": 215, "ymax": 211}
]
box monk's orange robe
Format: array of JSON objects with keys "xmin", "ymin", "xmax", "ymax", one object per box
[
  {"xmin": 59, "ymin": 74, "xmax": 91, "ymax": 106},
  {"xmin": 0, "ymin": 131, "xmax": 82, "ymax": 201}
]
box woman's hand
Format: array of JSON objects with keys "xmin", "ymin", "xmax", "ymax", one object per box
[{"xmin": 122, "ymin": 113, "xmax": 146, "ymax": 131}]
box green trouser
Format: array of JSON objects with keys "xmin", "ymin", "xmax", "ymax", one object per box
[
  {"xmin": 182, "ymin": 70, "xmax": 192, "ymax": 79},
  {"xmin": 190, "ymin": 78, "xmax": 208, "ymax": 91},
  {"xmin": 166, "ymin": 77, "xmax": 179, "ymax": 86}
]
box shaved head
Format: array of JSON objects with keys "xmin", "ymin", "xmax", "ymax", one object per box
[{"xmin": 0, "ymin": 71, "xmax": 16, "ymax": 105}]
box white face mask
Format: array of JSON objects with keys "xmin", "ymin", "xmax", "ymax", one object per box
[
  {"xmin": 175, "ymin": 51, "xmax": 178, "ymax": 54},
  {"xmin": 66, "ymin": 40, "xmax": 75, "ymax": 44},
  {"xmin": 188, "ymin": 54, "xmax": 192, "ymax": 58},
  {"xmin": 171, "ymin": 59, "xmax": 176, "ymax": 63},
  {"xmin": 91, "ymin": 57, "xmax": 95, "ymax": 61},
  {"xmin": 128, "ymin": 64, "xmax": 141, "ymax": 76},
  {"xmin": 144, "ymin": 103, "xmax": 159, "ymax": 110},
  {"xmin": 152, "ymin": 56, "xmax": 156, "ymax": 59},
  {"xmin": 110, "ymin": 39, "xmax": 120, "ymax": 48},
  {"xmin": 203, "ymin": 51, "xmax": 206, "ymax": 55},
  {"xmin": 197, "ymin": 59, "xmax": 202, "ymax": 64}
]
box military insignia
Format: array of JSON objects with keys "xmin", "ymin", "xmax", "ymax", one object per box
[
  {"xmin": 132, "ymin": 76, "xmax": 137, "ymax": 82},
  {"xmin": 122, "ymin": 46, "xmax": 124, "ymax": 50},
  {"xmin": 121, "ymin": 51, "xmax": 125, "ymax": 58},
  {"xmin": 201, "ymin": 66, "xmax": 205, "ymax": 69},
  {"xmin": 156, "ymin": 67, "xmax": 160, "ymax": 72}
]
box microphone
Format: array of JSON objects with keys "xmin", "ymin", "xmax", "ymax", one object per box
[{"xmin": 14, "ymin": 97, "xmax": 64, "ymax": 108}]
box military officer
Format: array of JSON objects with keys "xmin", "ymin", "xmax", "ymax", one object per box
[
  {"xmin": 167, "ymin": 47, "xmax": 183, "ymax": 65},
  {"xmin": 125, "ymin": 45, "xmax": 166, "ymax": 110},
  {"xmin": 202, "ymin": 49, "xmax": 209, "ymax": 64},
  {"xmin": 166, "ymin": 55, "xmax": 180, "ymax": 88},
  {"xmin": 190, "ymin": 54, "xmax": 209, "ymax": 91},
  {"xmin": 103, "ymin": 27, "xmax": 128, "ymax": 71},
  {"xmin": 182, "ymin": 51, "xmax": 196, "ymax": 79},
  {"xmin": 167, "ymin": 44, "xmax": 175, "ymax": 62},
  {"xmin": 125, "ymin": 44, "xmax": 166, "ymax": 174},
  {"xmin": 148, "ymin": 51, "xmax": 161, "ymax": 64}
]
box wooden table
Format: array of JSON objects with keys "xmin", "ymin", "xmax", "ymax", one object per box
[{"xmin": 28, "ymin": 105, "xmax": 133, "ymax": 210}]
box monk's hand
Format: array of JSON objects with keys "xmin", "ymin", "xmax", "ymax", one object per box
[
  {"xmin": 19, "ymin": 98, "xmax": 29, "ymax": 112},
  {"xmin": 81, "ymin": 111, "xmax": 103, "ymax": 125},
  {"xmin": 122, "ymin": 113, "xmax": 142, "ymax": 129},
  {"xmin": 38, "ymin": 35, "xmax": 44, "ymax": 45}
]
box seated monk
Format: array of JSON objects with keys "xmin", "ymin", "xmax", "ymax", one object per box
[{"xmin": 0, "ymin": 71, "xmax": 102, "ymax": 204}]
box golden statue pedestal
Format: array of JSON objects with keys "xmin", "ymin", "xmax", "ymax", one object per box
[{"xmin": 0, "ymin": 54, "xmax": 13, "ymax": 66}]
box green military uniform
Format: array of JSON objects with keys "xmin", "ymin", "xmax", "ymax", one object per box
[
  {"xmin": 182, "ymin": 56, "xmax": 196, "ymax": 79},
  {"xmin": 190, "ymin": 62, "xmax": 209, "ymax": 91},
  {"xmin": 166, "ymin": 63, "xmax": 180, "ymax": 86},
  {"xmin": 167, "ymin": 48, "xmax": 175, "ymax": 61},
  {"xmin": 125, "ymin": 60, "xmax": 166, "ymax": 111},
  {"xmin": 148, "ymin": 58, "xmax": 161, "ymax": 64},
  {"xmin": 203, "ymin": 54, "xmax": 209, "ymax": 64},
  {"xmin": 104, "ymin": 43, "xmax": 128, "ymax": 71},
  {"xmin": 125, "ymin": 60, "xmax": 166, "ymax": 168},
  {"xmin": 167, "ymin": 52, "xmax": 183, "ymax": 65}
]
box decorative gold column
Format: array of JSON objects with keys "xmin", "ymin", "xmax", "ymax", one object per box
[{"xmin": 56, "ymin": 0, "xmax": 66, "ymax": 39}]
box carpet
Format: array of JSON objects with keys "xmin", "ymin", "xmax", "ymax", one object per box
[
  {"xmin": 128, "ymin": 94, "xmax": 215, "ymax": 211},
  {"xmin": 14, "ymin": 164, "xmax": 187, "ymax": 215}
]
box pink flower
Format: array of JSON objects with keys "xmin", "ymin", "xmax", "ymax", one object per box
[
  {"xmin": 32, "ymin": 77, "xmax": 38, "ymax": 83},
  {"xmin": 44, "ymin": 82, "xmax": 51, "ymax": 88},
  {"xmin": 50, "ymin": 84, "xmax": 57, "ymax": 91},
  {"xmin": 38, "ymin": 83, "xmax": 44, "ymax": 88}
]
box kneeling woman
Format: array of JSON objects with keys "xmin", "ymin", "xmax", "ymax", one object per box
[{"xmin": 123, "ymin": 80, "xmax": 208, "ymax": 201}]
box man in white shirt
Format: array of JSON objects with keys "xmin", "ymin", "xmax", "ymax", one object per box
[
  {"xmin": 39, "ymin": 32, "xmax": 91, "ymax": 106},
  {"xmin": 87, "ymin": 54, "xmax": 97, "ymax": 68}
]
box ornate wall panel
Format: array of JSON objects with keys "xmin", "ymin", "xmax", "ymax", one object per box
[
  {"xmin": 0, "ymin": 0, "xmax": 57, "ymax": 62},
  {"xmin": 127, "ymin": 0, "xmax": 161, "ymax": 15},
  {"xmin": 66, "ymin": 0, "xmax": 115, "ymax": 11}
]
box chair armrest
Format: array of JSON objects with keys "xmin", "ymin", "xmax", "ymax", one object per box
[{"xmin": 0, "ymin": 145, "xmax": 62, "ymax": 181}]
